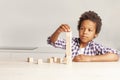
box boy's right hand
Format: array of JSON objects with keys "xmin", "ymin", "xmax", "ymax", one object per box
[
  {"xmin": 57, "ymin": 24, "xmax": 71, "ymax": 33},
  {"xmin": 49, "ymin": 24, "xmax": 71, "ymax": 43}
]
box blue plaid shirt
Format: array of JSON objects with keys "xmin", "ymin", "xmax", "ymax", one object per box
[{"xmin": 47, "ymin": 37, "xmax": 118, "ymax": 58}]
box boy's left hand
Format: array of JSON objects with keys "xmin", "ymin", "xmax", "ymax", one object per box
[{"xmin": 73, "ymin": 54, "xmax": 91, "ymax": 62}]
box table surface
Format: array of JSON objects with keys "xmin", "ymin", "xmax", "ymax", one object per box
[
  {"xmin": 0, "ymin": 51, "xmax": 120, "ymax": 80},
  {"xmin": 0, "ymin": 59, "xmax": 120, "ymax": 80}
]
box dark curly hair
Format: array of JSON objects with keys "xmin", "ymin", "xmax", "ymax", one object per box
[{"xmin": 77, "ymin": 11, "xmax": 102, "ymax": 34}]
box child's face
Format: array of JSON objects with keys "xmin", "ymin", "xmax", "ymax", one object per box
[{"xmin": 79, "ymin": 20, "xmax": 97, "ymax": 44}]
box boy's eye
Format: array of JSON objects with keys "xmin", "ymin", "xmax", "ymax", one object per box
[
  {"xmin": 89, "ymin": 29, "xmax": 93, "ymax": 32},
  {"xmin": 80, "ymin": 27, "xmax": 84, "ymax": 30}
]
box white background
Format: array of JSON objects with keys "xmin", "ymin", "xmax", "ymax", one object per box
[
  {"xmin": 0, "ymin": 0, "xmax": 120, "ymax": 51},
  {"xmin": 0, "ymin": 1, "xmax": 120, "ymax": 79}
]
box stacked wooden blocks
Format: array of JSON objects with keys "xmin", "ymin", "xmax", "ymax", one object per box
[{"xmin": 65, "ymin": 31, "xmax": 72, "ymax": 64}]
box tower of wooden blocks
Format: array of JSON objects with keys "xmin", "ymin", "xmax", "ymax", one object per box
[{"xmin": 65, "ymin": 31, "xmax": 72, "ymax": 64}]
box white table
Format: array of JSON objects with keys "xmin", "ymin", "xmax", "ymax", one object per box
[
  {"xmin": 0, "ymin": 60, "xmax": 120, "ymax": 80},
  {"xmin": 0, "ymin": 51, "xmax": 120, "ymax": 80}
]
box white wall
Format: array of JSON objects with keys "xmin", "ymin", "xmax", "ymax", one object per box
[{"xmin": 0, "ymin": 0, "xmax": 120, "ymax": 51}]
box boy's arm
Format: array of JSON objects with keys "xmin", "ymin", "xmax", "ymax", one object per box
[
  {"xmin": 50, "ymin": 24, "xmax": 71, "ymax": 43},
  {"xmin": 73, "ymin": 53, "xmax": 119, "ymax": 62},
  {"xmin": 50, "ymin": 28, "xmax": 61, "ymax": 43}
]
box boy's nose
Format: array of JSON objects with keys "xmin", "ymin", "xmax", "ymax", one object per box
[{"xmin": 83, "ymin": 29, "xmax": 88, "ymax": 34}]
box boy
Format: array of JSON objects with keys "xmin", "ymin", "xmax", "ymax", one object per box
[{"xmin": 47, "ymin": 11, "xmax": 119, "ymax": 62}]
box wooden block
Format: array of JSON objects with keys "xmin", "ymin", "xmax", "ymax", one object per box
[
  {"xmin": 57, "ymin": 58, "xmax": 63, "ymax": 63},
  {"xmin": 63, "ymin": 56, "xmax": 72, "ymax": 64},
  {"xmin": 66, "ymin": 56, "xmax": 72, "ymax": 64},
  {"xmin": 27, "ymin": 57, "xmax": 34, "ymax": 63},
  {"xmin": 47, "ymin": 58, "xmax": 53, "ymax": 63},
  {"xmin": 37, "ymin": 59, "xmax": 43, "ymax": 64},
  {"xmin": 65, "ymin": 32, "xmax": 72, "ymax": 64},
  {"xmin": 51, "ymin": 57, "xmax": 57, "ymax": 63}
]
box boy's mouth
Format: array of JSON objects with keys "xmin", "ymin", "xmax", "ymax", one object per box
[{"xmin": 81, "ymin": 36, "xmax": 88, "ymax": 39}]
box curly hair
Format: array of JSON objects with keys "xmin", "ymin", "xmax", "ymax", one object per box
[{"xmin": 77, "ymin": 11, "xmax": 102, "ymax": 34}]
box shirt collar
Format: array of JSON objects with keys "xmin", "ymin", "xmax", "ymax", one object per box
[{"xmin": 78, "ymin": 38, "xmax": 94, "ymax": 47}]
